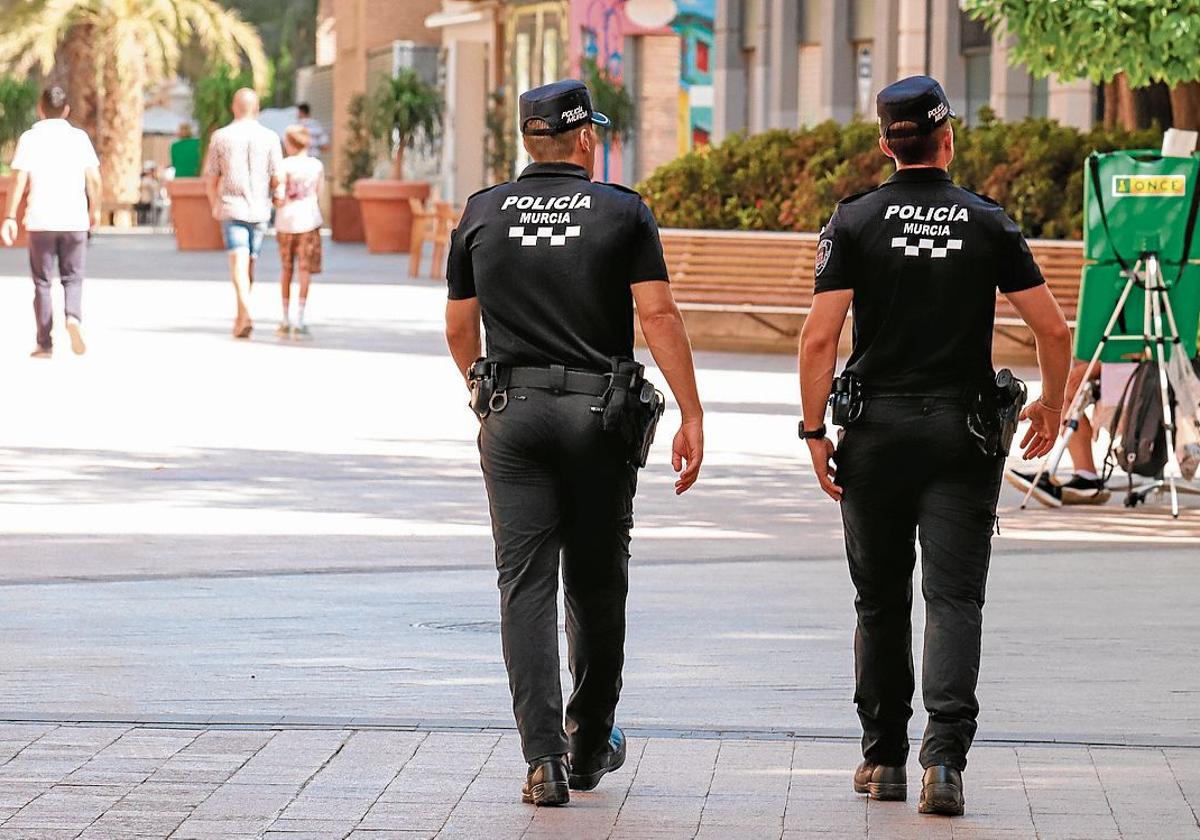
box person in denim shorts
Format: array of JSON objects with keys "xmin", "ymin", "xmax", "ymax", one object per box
[{"xmin": 204, "ymin": 88, "xmax": 283, "ymax": 339}]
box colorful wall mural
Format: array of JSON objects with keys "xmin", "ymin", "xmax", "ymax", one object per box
[
  {"xmin": 507, "ymin": 0, "xmax": 716, "ymax": 181},
  {"xmin": 672, "ymin": 0, "xmax": 715, "ymax": 152}
]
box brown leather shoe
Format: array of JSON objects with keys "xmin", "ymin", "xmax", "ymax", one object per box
[
  {"xmin": 521, "ymin": 755, "xmax": 569, "ymax": 806},
  {"xmin": 852, "ymin": 760, "xmax": 907, "ymax": 800}
]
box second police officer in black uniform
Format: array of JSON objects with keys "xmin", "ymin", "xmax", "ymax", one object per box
[
  {"xmin": 798, "ymin": 77, "xmax": 1072, "ymax": 816},
  {"xmin": 444, "ymin": 79, "xmax": 705, "ymax": 807}
]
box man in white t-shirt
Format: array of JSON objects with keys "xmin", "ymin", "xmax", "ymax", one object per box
[{"xmin": 1, "ymin": 86, "xmax": 102, "ymax": 358}]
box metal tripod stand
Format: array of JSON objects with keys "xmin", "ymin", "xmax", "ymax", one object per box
[{"xmin": 1021, "ymin": 252, "xmax": 1200, "ymax": 518}]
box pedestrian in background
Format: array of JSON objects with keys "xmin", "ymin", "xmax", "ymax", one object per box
[
  {"xmin": 275, "ymin": 124, "xmax": 324, "ymax": 339},
  {"xmin": 1, "ymin": 85, "xmax": 101, "ymax": 358},
  {"xmin": 204, "ymin": 88, "xmax": 283, "ymax": 339},
  {"xmin": 295, "ymin": 103, "xmax": 330, "ymax": 161},
  {"xmin": 169, "ymin": 122, "xmax": 200, "ymax": 179},
  {"xmin": 134, "ymin": 162, "xmax": 160, "ymax": 226}
]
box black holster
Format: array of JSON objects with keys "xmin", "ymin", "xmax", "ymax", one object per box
[
  {"xmin": 967, "ymin": 369, "xmax": 1028, "ymax": 457},
  {"xmin": 830, "ymin": 372, "xmax": 865, "ymax": 427},
  {"xmin": 467, "ymin": 357, "xmax": 510, "ymax": 419},
  {"xmin": 600, "ymin": 357, "xmax": 664, "ymax": 468}
]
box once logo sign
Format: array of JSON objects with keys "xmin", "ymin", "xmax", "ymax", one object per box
[{"xmin": 1111, "ymin": 175, "xmax": 1187, "ymax": 197}]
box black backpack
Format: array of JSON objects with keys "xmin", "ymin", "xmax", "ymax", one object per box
[{"xmin": 1107, "ymin": 360, "xmax": 1169, "ymax": 478}]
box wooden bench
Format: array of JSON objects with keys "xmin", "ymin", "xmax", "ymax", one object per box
[{"xmin": 660, "ymin": 228, "xmax": 1085, "ymax": 343}]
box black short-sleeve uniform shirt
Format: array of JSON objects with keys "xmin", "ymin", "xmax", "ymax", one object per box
[
  {"xmin": 814, "ymin": 167, "xmax": 1044, "ymax": 391},
  {"xmin": 446, "ymin": 161, "xmax": 668, "ymax": 371}
]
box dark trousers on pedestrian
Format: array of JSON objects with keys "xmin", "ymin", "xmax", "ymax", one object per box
[
  {"xmin": 833, "ymin": 394, "xmax": 1004, "ymax": 772},
  {"xmin": 29, "ymin": 231, "xmax": 87, "ymax": 351},
  {"xmin": 478, "ymin": 387, "xmax": 637, "ymax": 763}
]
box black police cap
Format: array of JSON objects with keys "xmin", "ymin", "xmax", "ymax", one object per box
[
  {"xmin": 519, "ymin": 79, "xmax": 611, "ymax": 136},
  {"xmin": 877, "ymin": 75, "xmax": 956, "ymax": 139}
]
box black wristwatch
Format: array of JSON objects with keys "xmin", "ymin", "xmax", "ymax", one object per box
[{"xmin": 798, "ymin": 422, "xmax": 826, "ymax": 441}]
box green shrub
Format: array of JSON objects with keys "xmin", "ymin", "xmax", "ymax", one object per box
[{"xmin": 638, "ymin": 114, "xmax": 1161, "ymax": 239}]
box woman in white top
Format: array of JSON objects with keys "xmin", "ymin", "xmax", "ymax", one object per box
[{"xmin": 274, "ymin": 124, "xmax": 325, "ymax": 338}]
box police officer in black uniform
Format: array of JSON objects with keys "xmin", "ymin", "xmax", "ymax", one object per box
[
  {"xmin": 798, "ymin": 77, "xmax": 1071, "ymax": 816},
  {"xmin": 445, "ymin": 79, "xmax": 704, "ymax": 807}
]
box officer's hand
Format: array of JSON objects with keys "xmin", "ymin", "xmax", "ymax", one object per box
[
  {"xmin": 0, "ymin": 218, "xmax": 16, "ymax": 247},
  {"xmin": 671, "ymin": 418, "xmax": 703, "ymax": 495},
  {"xmin": 807, "ymin": 437, "xmax": 842, "ymax": 501},
  {"xmin": 1018, "ymin": 399, "xmax": 1061, "ymax": 460}
]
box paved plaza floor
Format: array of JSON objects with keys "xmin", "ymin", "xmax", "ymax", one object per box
[{"xmin": 0, "ymin": 233, "xmax": 1198, "ymax": 838}]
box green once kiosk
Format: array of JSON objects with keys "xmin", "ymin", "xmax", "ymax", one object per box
[
  {"xmin": 1075, "ymin": 149, "xmax": 1200, "ymax": 363},
  {"xmin": 1065, "ymin": 148, "xmax": 1200, "ymax": 517}
]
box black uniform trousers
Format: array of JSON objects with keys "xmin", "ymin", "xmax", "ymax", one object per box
[
  {"xmin": 833, "ymin": 394, "xmax": 1004, "ymax": 772},
  {"xmin": 478, "ymin": 386, "xmax": 637, "ymax": 763}
]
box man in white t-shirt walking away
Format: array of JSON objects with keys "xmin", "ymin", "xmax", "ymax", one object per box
[
  {"xmin": 204, "ymin": 88, "xmax": 283, "ymax": 339},
  {"xmin": 274, "ymin": 124, "xmax": 324, "ymax": 338},
  {"xmin": 1, "ymin": 86, "xmax": 102, "ymax": 358}
]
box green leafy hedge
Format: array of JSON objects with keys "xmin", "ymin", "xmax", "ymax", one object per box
[{"xmin": 637, "ymin": 110, "xmax": 1162, "ymax": 239}]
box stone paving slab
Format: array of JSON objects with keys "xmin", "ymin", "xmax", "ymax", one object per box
[{"xmin": 0, "ymin": 724, "xmax": 1197, "ymax": 839}]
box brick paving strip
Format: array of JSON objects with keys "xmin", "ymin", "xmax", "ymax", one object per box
[{"xmin": 0, "ymin": 724, "xmax": 1197, "ymax": 839}]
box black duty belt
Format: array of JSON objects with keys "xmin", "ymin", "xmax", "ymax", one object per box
[
  {"xmin": 507, "ymin": 365, "xmax": 611, "ymax": 396},
  {"xmin": 864, "ymin": 384, "xmax": 971, "ymax": 400}
]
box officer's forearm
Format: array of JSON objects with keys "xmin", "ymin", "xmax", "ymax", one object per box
[
  {"xmin": 445, "ymin": 301, "xmax": 482, "ymax": 382},
  {"xmin": 640, "ymin": 311, "xmax": 703, "ymax": 421},
  {"xmin": 799, "ymin": 331, "xmax": 837, "ymax": 431},
  {"xmin": 1032, "ymin": 324, "xmax": 1072, "ymax": 408}
]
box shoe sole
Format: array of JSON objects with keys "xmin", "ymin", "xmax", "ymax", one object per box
[
  {"xmin": 868, "ymin": 781, "xmax": 907, "ymax": 801},
  {"xmin": 1060, "ymin": 489, "xmax": 1112, "ymax": 506},
  {"xmin": 66, "ymin": 322, "xmax": 86, "ymax": 355},
  {"xmin": 919, "ymin": 785, "xmax": 964, "ymax": 816},
  {"xmin": 522, "ymin": 781, "xmax": 569, "ymax": 806},
  {"xmin": 1003, "ymin": 471, "xmax": 1061, "ymax": 508},
  {"xmin": 569, "ymin": 748, "xmax": 626, "ymax": 791}
]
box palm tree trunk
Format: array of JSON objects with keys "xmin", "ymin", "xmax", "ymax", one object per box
[
  {"xmin": 390, "ymin": 144, "xmax": 406, "ymax": 181},
  {"xmin": 63, "ymin": 24, "xmax": 100, "ymax": 145},
  {"xmin": 100, "ymin": 54, "xmax": 146, "ymax": 226}
]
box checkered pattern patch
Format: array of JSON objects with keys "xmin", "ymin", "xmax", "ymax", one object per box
[
  {"xmin": 508, "ymin": 225, "xmax": 582, "ymax": 246},
  {"xmin": 890, "ymin": 236, "xmax": 963, "ymax": 258}
]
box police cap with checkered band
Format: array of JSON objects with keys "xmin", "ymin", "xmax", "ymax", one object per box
[
  {"xmin": 877, "ymin": 75, "xmax": 956, "ymax": 139},
  {"xmin": 520, "ymin": 79, "xmax": 611, "ymax": 136}
]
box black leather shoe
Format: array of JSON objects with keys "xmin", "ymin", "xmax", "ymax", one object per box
[
  {"xmin": 522, "ymin": 755, "xmax": 569, "ymax": 806},
  {"xmin": 918, "ymin": 765, "xmax": 965, "ymax": 816},
  {"xmin": 852, "ymin": 760, "xmax": 907, "ymax": 800},
  {"xmin": 568, "ymin": 726, "xmax": 627, "ymax": 791}
]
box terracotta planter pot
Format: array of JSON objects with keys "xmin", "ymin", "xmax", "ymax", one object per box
[
  {"xmin": 0, "ymin": 174, "xmax": 30, "ymax": 248},
  {"xmin": 353, "ymin": 179, "xmax": 430, "ymax": 253},
  {"xmin": 331, "ymin": 194, "xmax": 364, "ymax": 242},
  {"xmin": 165, "ymin": 178, "xmax": 224, "ymax": 251}
]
